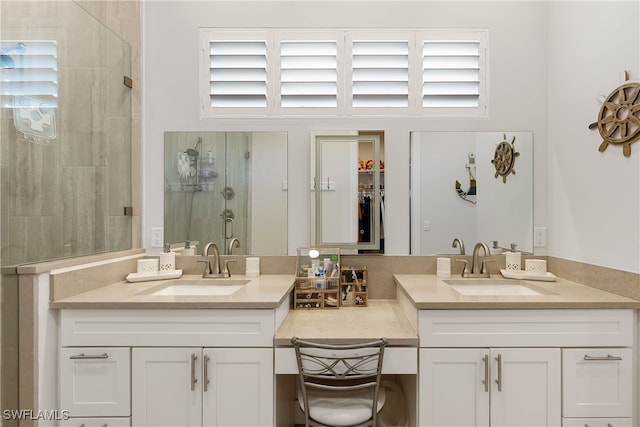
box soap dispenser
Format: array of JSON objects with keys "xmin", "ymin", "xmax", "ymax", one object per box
[
  {"xmin": 504, "ymin": 243, "xmax": 521, "ymax": 271},
  {"xmin": 182, "ymin": 240, "xmax": 195, "ymax": 256},
  {"xmin": 159, "ymin": 243, "xmax": 176, "ymax": 272}
]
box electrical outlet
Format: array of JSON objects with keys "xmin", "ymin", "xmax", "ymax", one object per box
[
  {"xmin": 151, "ymin": 227, "xmax": 164, "ymax": 248},
  {"xmin": 534, "ymin": 227, "xmax": 546, "ymax": 248}
]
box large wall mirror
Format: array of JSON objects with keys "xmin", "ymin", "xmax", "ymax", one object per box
[
  {"xmin": 164, "ymin": 131, "xmax": 287, "ymax": 255},
  {"xmin": 411, "ymin": 131, "xmax": 533, "ymax": 255},
  {"xmin": 311, "ymin": 132, "xmax": 385, "ymax": 253}
]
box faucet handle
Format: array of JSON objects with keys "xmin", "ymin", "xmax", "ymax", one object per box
[
  {"xmin": 197, "ymin": 259, "xmax": 211, "ymax": 276},
  {"xmin": 454, "ymin": 259, "xmax": 469, "ymax": 277},
  {"xmin": 481, "ymin": 259, "xmax": 496, "ymax": 275},
  {"xmin": 222, "ymin": 259, "xmax": 236, "ymax": 278}
]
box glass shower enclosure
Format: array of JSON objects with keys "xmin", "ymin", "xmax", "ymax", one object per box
[{"xmin": 164, "ymin": 131, "xmax": 252, "ymax": 255}]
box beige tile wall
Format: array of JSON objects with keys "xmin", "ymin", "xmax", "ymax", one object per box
[{"xmin": 0, "ymin": 0, "xmax": 142, "ymax": 266}]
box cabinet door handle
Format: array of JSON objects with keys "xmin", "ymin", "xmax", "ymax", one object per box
[
  {"xmin": 203, "ymin": 354, "xmax": 210, "ymax": 392},
  {"xmin": 583, "ymin": 354, "xmax": 622, "ymax": 361},
  {"xmin": 69, "ymin": 353, "xmax": 109, "ymax": 360},
  {"xmin": 494, "ymin": 354, "xmax": 502, "ymax": 392},
  {"xmin": 190, "ymin": 353, "xmax": 198, "ymax": 391},
  {"xmin": 482, "ymin": 354, "xmax": 489, "ymax": 392}
]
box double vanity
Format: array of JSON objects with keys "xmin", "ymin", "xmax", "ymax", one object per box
[{"xmin": 49, "ymin": 256, "xmax": 638, "ymax": 427}]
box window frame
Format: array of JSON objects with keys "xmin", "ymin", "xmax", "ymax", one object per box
[{"xmin": 200, "ymin": 28, "xmax": 488, "ymax": 118}]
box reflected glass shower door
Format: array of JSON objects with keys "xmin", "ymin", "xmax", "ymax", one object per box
[{"xmin": 221, "ymin": 132, "xmax": 250, "ymax": 254}]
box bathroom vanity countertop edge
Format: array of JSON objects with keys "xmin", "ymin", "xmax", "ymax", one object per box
[
  {"xmin": 393, "ymin": 274, "xmax": 640, "ymax": 309},
  {"xmin": 274, "ymin": 299, "xmax": 418, "ymax": 347},
  {"xmin": 49, "ymin": 274, "xmax": 296, "ymax": 309}
]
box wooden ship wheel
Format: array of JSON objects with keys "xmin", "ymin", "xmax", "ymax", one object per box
[
  {"xmin": 491, "ymin": 134, "xmax": 520, "ymax": 183},
  {"xmin": 597, "ymin": 72, "xmax": 640, "ymax": 157}
]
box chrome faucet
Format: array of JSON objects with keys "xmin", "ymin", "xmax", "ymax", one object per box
[
  {"xmin": 228, "ymin": 238, "xmax": 240, "ymax": 255},
  {"xmin": 465, "ymin": 241, "xmax": 492, "ymax": 278},
  {"xmin": 199, "ymin": 242, "xmax": 221, "ymax": 277},
  {"xmin": 452, "ymin": 237, "xmax": 465, "ymax": 255}
]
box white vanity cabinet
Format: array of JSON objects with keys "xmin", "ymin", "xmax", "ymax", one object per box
[
  {"xmin": 417, "ymin": 309, "xmax": 634, "ymax": 427},
  {"xmin": 132, "ymin": 347, "xmax": 273, "ymax": 427},
  {"xmin": 421, "ymin": 348, "xmax": 560, "ymax": 427},
  {"xmin": 562, "ymin": 348, "xmax": 633, "ymax": 426},
  {"xmin": 59, "ymin": 347, "xmax": 131, "ymax": 426},
  {"xmin": 59, "ymin": 305, "xmax": 288, "ymax": 427}
]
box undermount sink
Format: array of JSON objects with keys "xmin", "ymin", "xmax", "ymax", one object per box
[
  {"xmin": 444, "ymin": 279, "xmax": 548, "ymax": 296},
  {"xmin": 145, "ymin": 279, "xmax": 250, "ymax": 296}
]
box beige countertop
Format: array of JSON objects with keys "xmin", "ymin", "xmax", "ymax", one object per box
[
  {"xmin": 50, "ymin": 274, "xmax": 295, "ymax": 309},
  {"xmin": 394, "ymin": 274, "xmax": 640, "ymax": 309},
  {"xmin": 274, "ymin": 300, "xmax": 418, "ymax": 346}
]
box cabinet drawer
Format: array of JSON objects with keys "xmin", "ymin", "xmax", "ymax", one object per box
[
  {"xmin": 60, "ymin": 309, "xmax": 275, "ymax": 347},
  {"xmin": 275, "ymin": 346, "xmax": 417, "ymax": 374},
  {"xmin": 562, "ymin": 348, "xmax": 632, "ymax": 418},
  {"xmin": 60, "ymin": 347, "xmax": 130, "ymax": 417},
  {"xmin": 58, "ymin": 417, "xmax": 130, "ymax": 427},
  {"xmin": 562, "ymin": 418, "xmax": 632, "ymax": 427},
  {"xmin": 419, "ymin": 310, "xmax": 633, "ymax": 347}
]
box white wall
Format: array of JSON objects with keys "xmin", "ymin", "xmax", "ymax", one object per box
[
  {"xmin": 547, "ymin": 1, "xmax": 640, "ymax": 272},
  {"xmin": 146, "ymin": 1, "xmax": 625, "ymax": 263}
]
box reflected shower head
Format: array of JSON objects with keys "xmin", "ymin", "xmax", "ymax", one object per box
[{"xmin": 185, "ymin": 137, "xmax": 202, "ymax": 157}]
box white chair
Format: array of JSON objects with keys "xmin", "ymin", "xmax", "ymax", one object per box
[{"xmin": 291, "ymin": 337, "xmax": 388, "ymax": 427}]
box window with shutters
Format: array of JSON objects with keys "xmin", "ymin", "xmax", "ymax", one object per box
[
  {"xmin": 280, "ymin": 38, "xmax": 339, "ymax": 108},
  {"xmin": 349, "ymin": 37, "xmax": 410, "ymax": 108},
  {"xmin": 0, "ymin": 40, "xmax": 58, "ymax": 108},
  {"xmin": 201, "ymin": 29, "xmax": 487, "ymax": 117},
  {"xmin": 420, "ymin": 30, "xmax": 487, "ymax": 115}
]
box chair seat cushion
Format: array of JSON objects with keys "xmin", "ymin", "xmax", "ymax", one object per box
[{"xmin": 298, "ymin": 386, "xmax": 386, "ymax": 427}]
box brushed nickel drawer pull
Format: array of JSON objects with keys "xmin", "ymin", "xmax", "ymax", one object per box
[
  {"xmin": 203, "ymin": 354, "xmax": 211, "ymax": 392},
  {"xmin": 69, "ymin": 353, "xmax": 109, "ymax": 360},
  {"xmin": 494, "ymin": 354, "xmax": 502, "ymax": 392},
  {"xmin": 190, "ymin": 353, "xmax": 198, "ymax": 391},
  {"xmin": 583, "ymin": 354, "xmax": 622, "ymax": 361},
  {"xmin": 482, "ymin": 354, "xmax": 489, "ymax": 392}
]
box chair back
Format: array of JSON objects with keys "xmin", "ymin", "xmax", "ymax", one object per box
[{"xmin": 291, "ymin": 337, "xmax": 387, "ymax": 427}]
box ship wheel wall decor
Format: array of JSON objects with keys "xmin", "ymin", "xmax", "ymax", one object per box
[
  {"xmin": 596, "ymin": 71, "xmax": 640, "ymax": 157},
  {"xmin": 491, "ymin": 134, "xmax": 520, "ymax": 183}
]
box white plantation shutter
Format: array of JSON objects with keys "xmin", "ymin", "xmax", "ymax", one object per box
[
  {"xmin": 208, "ymin": 40, "xmax": 268, "ymax": 107},
  {"xmin": 0, "ymin": 40, "xmax": 58, "ymax": 108},
  {"xmin": 422, "ymin": 40, "xmax": 481, "ymax": 108},
  {"xmin": 202, "ymin": 29, "xmax": 487, "ymax": 116},
  {"xmin": 351, "ymin": 41, "xmax": 409, "ymax": 107},
  {"xmin": 280, "ymin": 41, "xmax": 338, "ymax": 107}
]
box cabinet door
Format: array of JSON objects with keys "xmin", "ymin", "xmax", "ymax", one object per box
[
  {"xmin": 420, "ymin": 348, "xmax": 490, "ymax": 427},
  {"xmin": 202, "ymin": 348, "xmax": 273, "ymax": 427},
  {"xmin": 562, "ymin": 348, "xmax": 632, "ymax": 418},
  {"xmin": 59, "ymin": 347, "xmax": 130, "ymax": 417},
  {"xmin": 132, "ymin": 348, "xmax": 202, "ymax": 427},
  {"xmin": 490, "ymin": 348, "xmax": 561, "ymax": 427},
  {"xmin": 58, "ymin": 417, "xmax": 130, "ymax": 427}
]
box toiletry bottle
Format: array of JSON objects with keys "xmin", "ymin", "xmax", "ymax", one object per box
[
  {"xmin": 182, "ymin": 240, "xmax": 195, "ymax": 256},
  {"xmin": 159, "ymin": 244, "xmax": 176, "ymax": 272}
]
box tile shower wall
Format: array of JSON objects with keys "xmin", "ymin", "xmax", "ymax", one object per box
[{"xmin": 0, "ymin": 0, "xmax": 141, "ymax": 265}]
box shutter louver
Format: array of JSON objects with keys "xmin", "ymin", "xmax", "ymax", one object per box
[
  {"xmin": 280, "ymin": 41, "xmax": 337, "ymax": 107},
  {"xmin": 209, "ymin": 41, "xmax": 268, "ymax": 107},
  {"xmin": 422, "ymin": 41, "xmax": 480, "ymax": 107},
  {"xmin": 0, "ymin": 40, "xmax": 58, "ymax": 108},
  {"xmin": 352, "ymin": 41, "xmax": 409, "ymax": 107}
]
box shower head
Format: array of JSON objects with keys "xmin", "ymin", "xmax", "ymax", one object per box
[{"xmin": 185, "ymin": 137, "xmax": 202, "ymax": 157}]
